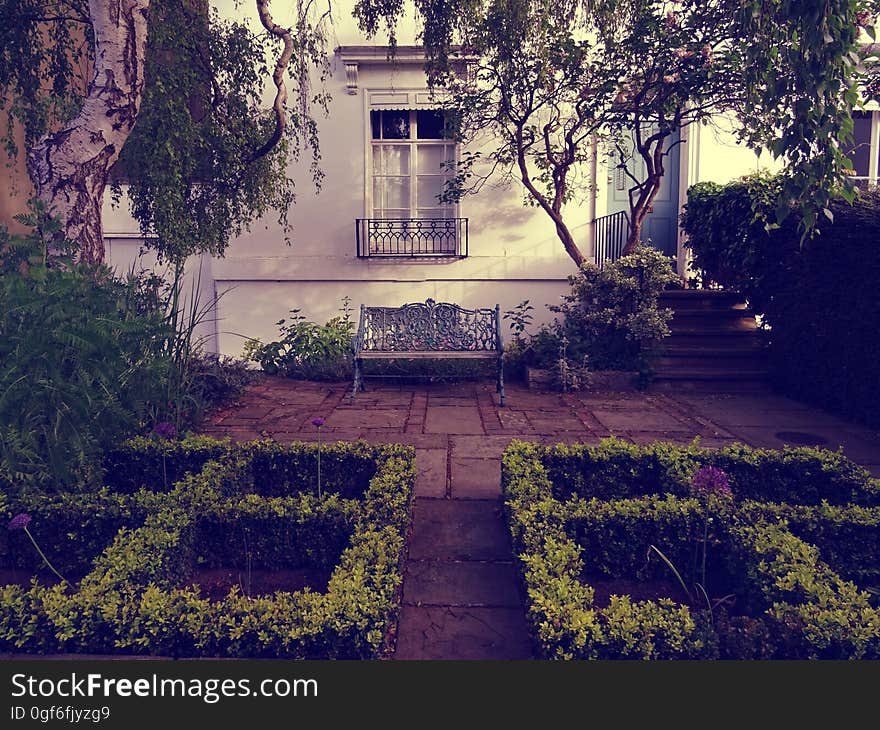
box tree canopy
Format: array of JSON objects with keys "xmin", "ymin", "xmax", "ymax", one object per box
[
  {"xmin": 1, "ymin": 0, "xmax": 331, "ymax": 263},
  {"xmin": 356, "ymin": 0, "xmax": 880, "ymax": 264}
]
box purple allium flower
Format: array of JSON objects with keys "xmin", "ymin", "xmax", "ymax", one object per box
[
  {"xmin": 691, "ymin": 466, "xmax": 732, "ymax": 496},
  {"xmin": 8, "ymin": 513, "xmax": 31, "ymax": 531},
  {"xmin": 311, "ymin": 417, "xmax": 326, "ymax": 428},
  {"xmin": 152, "ymin": 421, "xmax": 178, "ymax": 440}
]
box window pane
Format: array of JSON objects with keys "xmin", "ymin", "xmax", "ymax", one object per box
[
  {"xmin": 370, "ymin": 110, "xmax": 381, "ymax": 140},
  {"xmin": 417, "ymin": 110, "xmax": 446, "ymax": 139},
  {"xmin": 378, "ymin": 145, "xmax": 410, "ymax": 175},
  {"xmin": 417, "ymin": 145, "xmax": 451, "ymax": 174},
  {"xmin": 846, "ymin": 111, "xmax": 872, "ymax": 177},
  {"xmin": 374, "ymin": 209, "xmax": 408, "ymax": 220},
  {"xmin": 416, "ymin": 208, "xmax": 452, "ymax": 219},
  {"xmin": 417, "ymin": 175, "xmax": 448, "ymax": 207},
  {"xmin": 376, "ymin": 176, "xmax": 410, "ymax": 209},
  {"xmin": 381, "ymin": 110, "xmax": 410, "ymax": 139}
]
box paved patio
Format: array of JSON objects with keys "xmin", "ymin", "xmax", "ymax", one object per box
[{"xmin": 202, "ymin": 377, "xmax": 880, "ymax": 660}]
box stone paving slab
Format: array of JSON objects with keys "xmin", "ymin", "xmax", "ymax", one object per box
[
  {"xmin": 424, "ymin": 405, "xmax": 484, "ymax": 434},
  {"xmin": 403, "ymin": 560, "xmax": 521, "ymax": 607},
  {"xmin": 408, "ymin": 499, "xmax": 511, "ymax": 561},
  {"xmin": 593, "ymin": 407, "xmax": 688, "ymax": 431},
  {"xmin": 324, "ymin": 409, "xmax": 408, "ymax": 430},
  {"xmin": 450, "ymin": 435, "xmax": 537, "ymax": 458},
  {"xmin": 414, "ymin": 449, "xmax": 448, "ymax": 498},
  {"xmin": 394, "ymin": 606, "xmax": 532, "ymax": 660},
  {"xmin": 450, "ymin": 457, "xmax": 502, "ymax": 499}
]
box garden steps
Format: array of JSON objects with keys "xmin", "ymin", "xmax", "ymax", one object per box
[{"xmin": 653, "ymin": 290, "xmax": 769, "ymax": 392}]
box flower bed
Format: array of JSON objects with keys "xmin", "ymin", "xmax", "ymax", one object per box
[
  {"xmin": 502, "ymin": 439, "xmax": 880, "ymax": 659},
  {"xmin": 0, "ymin": 438, "xmax": 415, "ymax": 658}
]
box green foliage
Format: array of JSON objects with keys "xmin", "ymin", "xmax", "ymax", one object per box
[
  {"xmin": 541, "ymin": 438, "xmax": 879, "ymax": 506},
  {"xmin": 0, "ymin": 208, "xmax": 253, "ymax": 494},
  {"xmin": 356, "ymin": 0, "xmax": 878, "ymax": 258},
  {"xmin": 0, "ymin": 0, "xmax": 88, "ymax": 157},
  {"xmin": 244, "ymin": 304, "xmax": 355, "ymax": 380},
  {"xmin": 2, "ymin": 0, "xmax": 331, "ymax": 263},
  {"xmin": 184, "ymin": 352, "xmax": 259, "ymax": 418},
  {"xmin": 102, "ymin": 435, "xmax": 233, "ymax": 494},
  {"xmin": 502, "ymin": 438, "xmax": 880, "ymax": 659},
  {"xmin": 503, "ymin": 300, "xmax": 535, "ymax": 342},
  {"xmin": 549, "ymin": 247, "xmax": 678, "ymax": 370},
  {"xmin": 0, "ymin": 208, "xmax": 169, "ymax": 494},
  {"xmin": 0, "ymin": 438, "xmax": 415, "ymax": 658},
  {"xmin": 111, "ymin": 1, "xmax": 330, "ymax": 262},
  {"xmin": 736, "ymin": 0, "xmax": 875, "ymax": 236},
  {"xmin": 508, "ymin": 247, "xmax": 677, "ymax": 380},
  {"xmin": 681, "ymin": 175, "xmax": 880, "ymax": 427}
]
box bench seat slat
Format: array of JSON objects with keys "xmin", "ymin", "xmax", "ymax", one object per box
[{"xmin": 358, "ymin": 350, "xmax": 498, "ymax": 359}]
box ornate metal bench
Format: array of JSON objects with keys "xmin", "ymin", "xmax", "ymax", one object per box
[{"xmin": 352, "ymin": 299, "xmax": 505, "ymax": 405}]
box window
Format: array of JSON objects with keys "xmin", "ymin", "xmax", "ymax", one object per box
[
  {"xmin": 370, "ymin": 109, "xmax": 456, "ymax": 221},
  {"xmin": 844, "ymin": 110, "xmax": 879, "ymax": 189}
]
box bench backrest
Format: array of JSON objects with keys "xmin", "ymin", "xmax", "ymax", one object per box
[{"xmin": 355, "ymin": 299, "xmax": 501, "ymax": 353}]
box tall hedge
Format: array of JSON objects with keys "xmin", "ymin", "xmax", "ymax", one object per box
[{"xmin": 681, "ymin": 175, "xmax": 880, "ymax": 427}]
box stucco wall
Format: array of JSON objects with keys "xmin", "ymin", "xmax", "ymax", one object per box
[
  {"xmin": 101, "ymin": 3, "xmax": 785, "ymax": 358},
  {"xmin": 102, "ymin": 1, "xmax": 591, "ymax": 355}
]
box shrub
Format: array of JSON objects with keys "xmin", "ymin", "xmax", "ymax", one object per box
[
  {"xmin": 505, "ymin": 247, "xmax": 677, "ymax": 383},
  {"xmin": 244, "ymin": 302, "xmax": 354, "ymax": 380},
  {"xmin": 182, "ymin": 353, "xmax": 260, "ymax": 423},
  {"xmin": 502, "ymin": 438, "xmax": 880, "ymax": 659},
  {"xmin": 681, "ymin": 174, "xmax": 880, "ymax": 427},
  {"xmin": 0, "ymin": 207, "xmax": 255, "ymax": 496},
  {"xmin": 0, "ymin": 208, "xmax": 171, "ymax": 494},
  {"xmin": 0, "ymin": 438, "xmax": 415, "ymax": 659}
]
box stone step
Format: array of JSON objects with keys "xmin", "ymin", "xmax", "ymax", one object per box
[
  {"xmin": 668, "ymin": 316, "xmax": 759, "ymax": 334},
  {"xmin": 651, "ymin": 367, "xmax": 769, "ymax": 384},
  {"xmin": 655, "ymin": 353, "xmax": 767, "ymax": 370},
  {"xmin": 650, "ymin": 376, "xmax": 771, "ymax": 393},
  {"xmin": 659, "ymin": 290, "xmax": 746, "ymax": 310},
  {"xmin": 665, "ymin": 331, "xmax": 765, "ymax": 348},
  {"xmin": 663, "ymin": 339, "xmax": 765, "ymax": 355},
  {"xmin": 669, "ymin": 308, "xmax": 756, "ymax": 323}
]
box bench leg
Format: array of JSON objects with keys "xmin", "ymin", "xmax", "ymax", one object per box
[
  {"xmin": 497, "ymin": 355, "xmax": 506, "ymax": 407},
  {"xmin": 352, "ymin": 358, "xmax": 362, "ymax": 401}
]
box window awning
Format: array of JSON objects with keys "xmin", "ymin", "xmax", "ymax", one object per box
[{"xmin": 368, "ymin": 91, "xmax": 450, "ymax": 111}]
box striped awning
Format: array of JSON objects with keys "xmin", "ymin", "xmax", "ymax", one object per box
[{"xmin": 368, "ymin": 91, "xmax": 449, "ymax": 111}]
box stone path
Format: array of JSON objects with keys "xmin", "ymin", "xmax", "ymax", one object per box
[{"xmin": 203, "ymin": 377, "xmax": 880, "ymax": 659}]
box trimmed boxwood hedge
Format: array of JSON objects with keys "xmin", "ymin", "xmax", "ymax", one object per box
[
  {"xmin": 503, "ymin": 438, "xmax": 880, "ymax": 660},
  {"xmin": 0, "ymin": 438, "xmax": 415, "ymax": 658}
]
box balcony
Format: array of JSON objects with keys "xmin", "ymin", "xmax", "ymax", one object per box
[{"xmin": 356, "ymin": 218, "xmax": 468, "ymax": 258}]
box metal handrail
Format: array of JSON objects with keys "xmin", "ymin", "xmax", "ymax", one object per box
[{"xmin": 592, "ymin": 210, "xmax": 630, "ymax": 269}]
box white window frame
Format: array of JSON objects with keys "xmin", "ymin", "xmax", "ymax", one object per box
[{"xmin": 362, "ymin": 90, "xmax": 460, "ymax": 221}]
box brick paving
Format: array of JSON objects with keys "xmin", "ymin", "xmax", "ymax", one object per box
[{"xmin": 202, "ymin": 377, "xmax": 880, "ymax": 659}]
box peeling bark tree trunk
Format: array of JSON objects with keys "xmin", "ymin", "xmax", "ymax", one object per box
[{"xmin": 28, "ymin": 0, "xmax": 151, "ymax": 264}]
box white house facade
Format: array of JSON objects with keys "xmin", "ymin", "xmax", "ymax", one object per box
[{"xmin": 101, "ymin": 2, "xmax": 870, "ymax": 358}]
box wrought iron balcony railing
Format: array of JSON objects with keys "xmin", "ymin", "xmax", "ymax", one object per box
[{"xmin": 356, "ymin": 218, "xmax": 468, "ymax": 258}]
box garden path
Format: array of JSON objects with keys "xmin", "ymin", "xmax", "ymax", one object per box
[{"xmin": 203, "ymin": 378, "xmax": 880, "ymax": 659}]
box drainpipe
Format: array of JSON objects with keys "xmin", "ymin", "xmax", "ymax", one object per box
[{"xmin": 587, "ymin": 134, "xmax": 599, "ymax": 261}]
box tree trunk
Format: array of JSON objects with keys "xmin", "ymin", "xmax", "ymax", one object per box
[
  {"xmin": 28, "ymin": 0, "xmax": 151, "ymax": 265},
  {"xmin": 556, "ymin": 220, "xmax": 586, "ymax": 268},
  {"xmin": 622, "ymin": 173, "xmax": 663, "ymax": 256}
]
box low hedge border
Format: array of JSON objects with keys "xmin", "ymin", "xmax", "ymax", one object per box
[
  {"xmin": 502, "ymin": 438, "xmax": 880, "ymax": 659},
  {"xmin": 0, "ymin": 439, "xmax": 415, "ymax": 658}
]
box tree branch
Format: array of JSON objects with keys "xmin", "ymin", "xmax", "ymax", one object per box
[{"xmin": 250, "ymin": 0, "xmax": 295, "ymax": 163}]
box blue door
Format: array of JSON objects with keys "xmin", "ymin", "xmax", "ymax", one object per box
[{"xmin": 606, "ymin": 130, "xmax": 680, "ymax": 261}]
